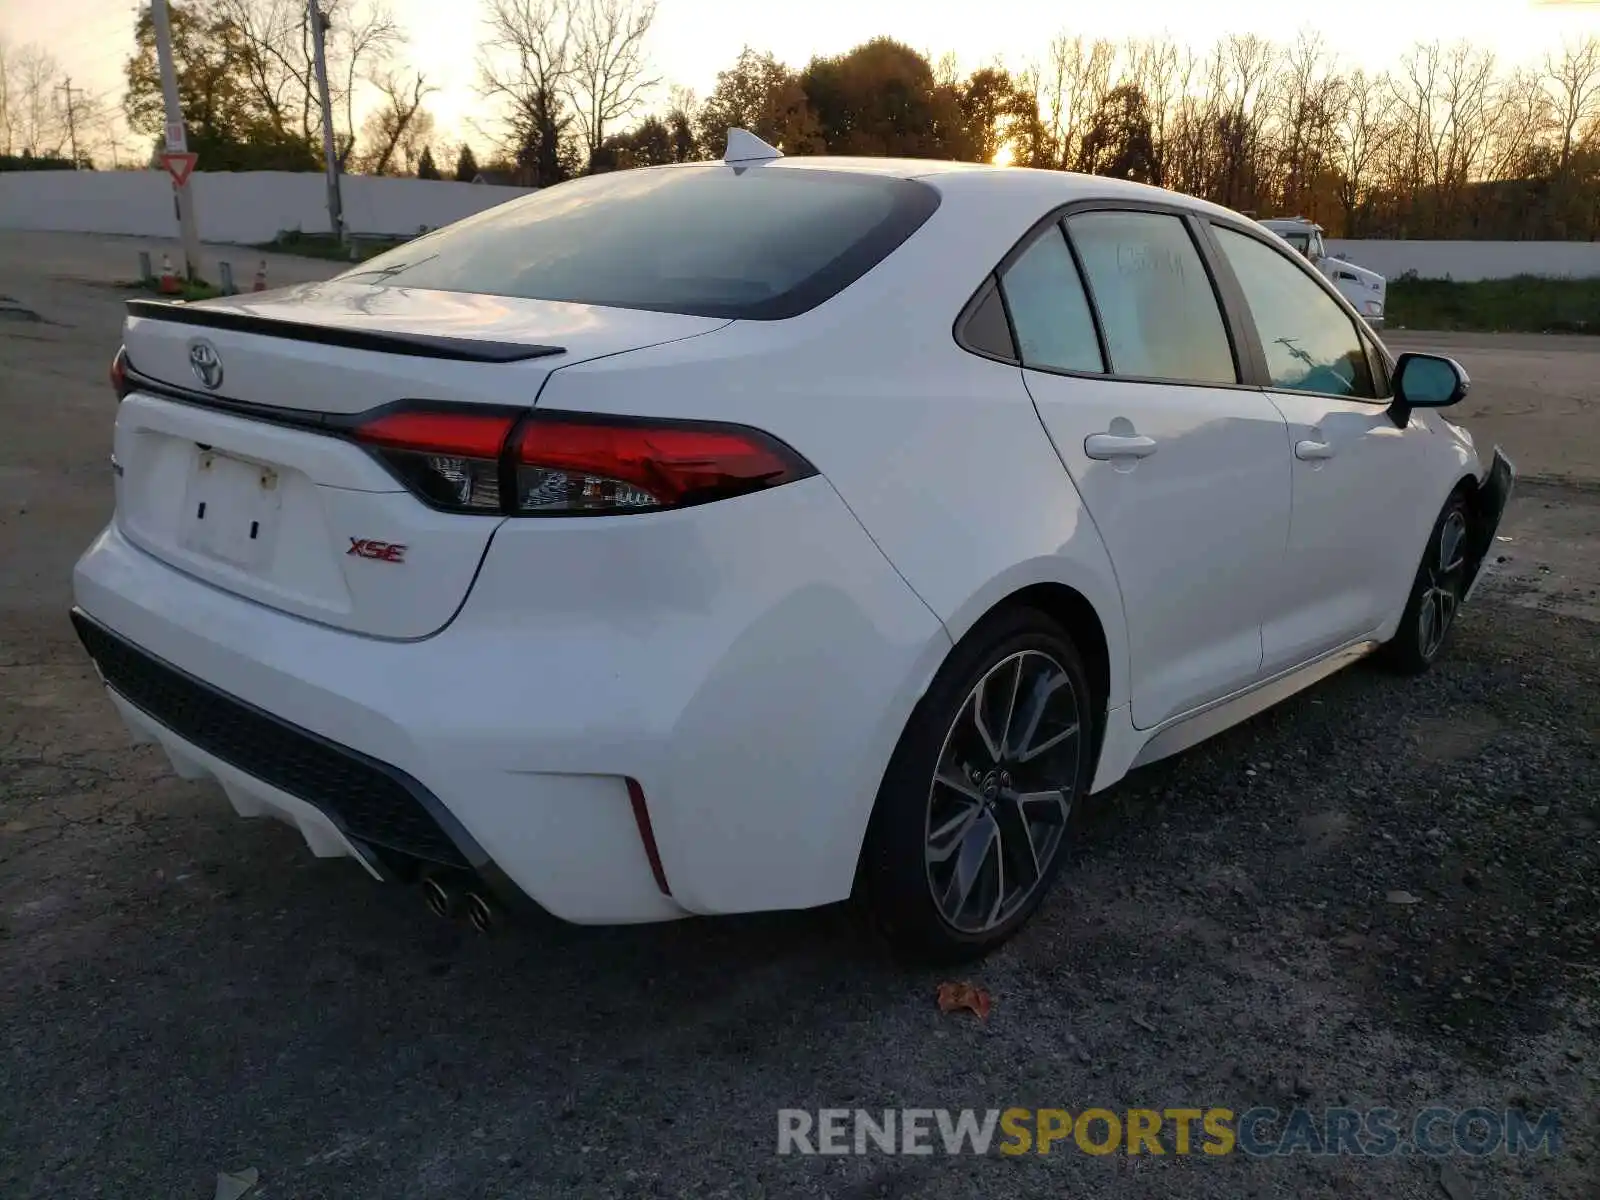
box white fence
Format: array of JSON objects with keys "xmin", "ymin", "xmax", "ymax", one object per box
[
  {"xmin": 0, "ymin": 169, "xmax": 531, "ymax": 245},
  {"xmin": 1326, "ymin": 239, "xmax": 1600, "ymax": 282},
  {"xmin": 4, "ymin": 170, "xmax": 1600, "ymax": 280}
]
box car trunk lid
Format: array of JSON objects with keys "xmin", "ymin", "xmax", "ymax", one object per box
[{"xmin": 114, "ymin": 283, "xmax": 728, "ymax": 638}]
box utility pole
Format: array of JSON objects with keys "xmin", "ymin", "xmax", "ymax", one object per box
[
  {"xmin": 56, "ymin": 77, "xmax": 85, "ymax": 166},
  {"xmin": 151, "ymin": 0, "xmax": 203, "ymax": 281},
  {"xmin": 308, "ymin": 1, "xmax": 345, "ymax": 245}
]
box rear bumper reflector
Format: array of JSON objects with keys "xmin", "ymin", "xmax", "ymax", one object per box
[{"xmin": 625, "ymin": 777, "xmax": 671, "ymax": 896}]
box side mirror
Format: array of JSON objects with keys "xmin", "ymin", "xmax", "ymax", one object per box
[{"xmin": 1390, "ymin": 352, "xmax": 1469, "ymax": 427}]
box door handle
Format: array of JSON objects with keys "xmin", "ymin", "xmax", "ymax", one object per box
[
  {"xmin": 1084, "ymin": 433, "xmax": 1158, "ymax": 461},
  {"xmin": 1295, "ymin": 439, "xmax": 1335, "ymax": 461}
]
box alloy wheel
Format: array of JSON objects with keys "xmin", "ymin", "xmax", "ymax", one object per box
[
  {"xmin": 924, "ymin": 650, "xmax": 1081, "ymax": 934},
  {"xmin": 1418, "ymin": 508, "xmax": 1468, "ymax": 660}
]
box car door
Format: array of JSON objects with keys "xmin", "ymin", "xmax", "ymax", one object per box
[
  {"xmin": 997, "ymin": 206, "xmax": 1292, "ymax": 730},
  {"xmin": 1205, "ymin": 221, "xmax": 1432, "ymax": 672}
]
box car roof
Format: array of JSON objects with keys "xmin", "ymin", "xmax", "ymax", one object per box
[{"xmin": 760, "ymin": 156, "xmax": 1251, "ymax": 224}]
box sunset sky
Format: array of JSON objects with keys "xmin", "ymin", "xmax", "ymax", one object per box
[{"xmin": 5, "ymin": 0, "xmax": 1598, "ymax": 150}]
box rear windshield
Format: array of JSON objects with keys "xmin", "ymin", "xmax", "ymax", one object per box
[{"xmin": 336, "ymin": 165, "xmax": 941, "ymax": 320}]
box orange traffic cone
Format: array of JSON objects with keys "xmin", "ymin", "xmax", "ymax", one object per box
[
  {"xmin": 252, "ymin": 260, "xmax": 267, "ymax": 292},
  {"xmin": 158, "ymin": 253, "xmax": 180, "ymax": 295}
]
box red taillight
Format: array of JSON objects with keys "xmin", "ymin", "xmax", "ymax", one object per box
[
  {"xmin": 353, "ymin": 409, "xmax": 516, "ymax": 458},
  {"xmin": 349, "ymin": 406, "xmax": 815, "ymax": 516},
  {"xmin": 110, "ymin": 346, "xmax": 130, "ymax": 401},
  {"xmin": 513, "ymin": 414, "xmax": 814, "ymax": 514},
  {"xmin": 352, "ymin": 409, "xmax": 516, "ymax": 512}
]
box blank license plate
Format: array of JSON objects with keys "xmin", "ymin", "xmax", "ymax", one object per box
[{"xmin": 180, "ymin": 449, "xmax": 283, "ymax": 570}]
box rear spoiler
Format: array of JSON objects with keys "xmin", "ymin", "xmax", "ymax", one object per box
[{"xmin": 125, "ymin": 298, "xmax": 567, "ymax": 364}]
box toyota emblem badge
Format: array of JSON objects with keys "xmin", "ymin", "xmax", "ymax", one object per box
[{"xmin": 188, "ymin": 339, "xmax": 224, "ymax": 390}]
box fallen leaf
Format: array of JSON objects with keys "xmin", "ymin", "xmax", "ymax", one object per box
[
  {"xmin": 1438, "ymin": 1160, "xmax": 1472, "ymax": 1200},
  {"xmin": 215, "ymin": 1167, "xmax": 259, "ymax": 1200},
  {"xmin": 1387, "ymin": 890, "xmax": 1422, "ymax": 906},
  {"xmin": 936, "ymin": 981, "xmax": 992, "ymax": 1021}
]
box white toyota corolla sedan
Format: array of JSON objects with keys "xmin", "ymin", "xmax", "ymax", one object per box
[{"xmin": 73, "ymin": 131, "xmax": 1513, "ymax": 960}]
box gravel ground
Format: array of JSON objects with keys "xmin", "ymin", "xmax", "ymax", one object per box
[{"xmin": 2, "ymin": 235, "xmax": 1598, "ymax": 1200}]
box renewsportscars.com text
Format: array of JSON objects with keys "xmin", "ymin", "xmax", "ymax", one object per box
[{"xmin": 776, "ymin": 1106, "xmax": 1562, "ymax": 1158}]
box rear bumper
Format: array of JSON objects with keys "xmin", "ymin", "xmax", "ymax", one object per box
[
  {"xmin": 73, "ymin": 600, "xmax": 683, "ymax": 922},
  {"xmin": 72, "ymin": 477, "xmax": 948, "ymax": 922},
  {"xmin": 72, "ymin": 610, "xmax": 487, "ymax": 875}
]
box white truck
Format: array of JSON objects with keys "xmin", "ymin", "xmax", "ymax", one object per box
[{"xmin": 1259, "ymin": 217, "xmax": 1387, "ymax": 330}]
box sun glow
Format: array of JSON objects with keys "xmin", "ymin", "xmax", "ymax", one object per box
[{"xmin": 991, "ymin": 142, "xmax": 1016, "ymax": 167}]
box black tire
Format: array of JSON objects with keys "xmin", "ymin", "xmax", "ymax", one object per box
[
  {"xmin": 858, "ymin": 607, "xmax": 1095, "ymax": 964},
  {"xmin": 1379, "ymin": 491, "xmax": 1473, "ymax": 675}
]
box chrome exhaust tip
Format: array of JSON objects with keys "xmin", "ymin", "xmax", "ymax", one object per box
[
  {"xmin": 464, "ymin": 891, "xmax": 497, "ymax": 934},
  {"xmin": 421, "ymin": 874, "xmax": 458, "ymax": 920}
]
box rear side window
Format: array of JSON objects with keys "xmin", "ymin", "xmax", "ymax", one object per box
[
  {"xmin": 334, "ymin": 165, "xmax": 940, "ymax": 321},
  {"xmin": 1066, "ymin": 210, "xmax": 1237, "ymax": 385},
  {"xmin": 997, "ymin": 226, "xmax": 1104, "ymax": 373}
]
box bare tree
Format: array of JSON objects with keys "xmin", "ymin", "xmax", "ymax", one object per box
[
  {"xmin": 212, "ymin": 0, "xmax": 399, "ymax": 159},
  {"xmin": 1165, "ymin": 48, "xmax": 1210, "ymax": 196},
  {"xmin": 1050, "ymin": 36, "xmax": 1116, "ymax": 171},
  {"xmin": 0, "ymin": 38, "xmax": 13, "ymax": 155},
  {"xmin": 1485, "ymin": 66, "xmax": 1552, "ymax": 182},
  {"xmin": 212, "ymin": 0, "xmax": 309, "ymax": 141},
  {"xmin": 336, "ymin": 0, "xmax": 403, "ymax": 165},
  {"xmin": 1435, "ymin": 42, "xmax": 1499, "ymax": 230},
  {"xmin": 478, "ymin": 0, "xmax": 578, "ymax": 183},
  {"xmin": 1202, "ymin": 34, "xmax": 1278, "ymax": 211},
  {"xmin": 1546, "ymin": 36, "xmax": 1600, "ymax": 175},
  {"xmin": 1274, "ymin": 31, "xmax": 1346, "ymax": 217},
  {"xmin": 355, "ymin": 70, "xmax": 435, "ymax": 174},
  {"xmin": 0, "ymin": 42, "xmax": 65, "ymax": 156},
  {"xmin": 1387, "ymin": 42, "xmax": 1445, "ymax": 231},
  {"xmin": 1126, "ymin": 37, "xmax": 1181, "ymax": 187},
  {"xmin": 1334, "ymin": 69, "xmax": 1393, "ymax": 235},
  {"xmin": 568, "ymin": 0, "xmax": 657, "ymax": 161}
]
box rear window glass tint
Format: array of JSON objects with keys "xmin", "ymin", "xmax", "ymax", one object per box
[
  {"xmin": 335, "ymin": 165, "xmax": 940, "ymax": 320},
  {"xmin": 1066, "ymin": 210, "xmax": 1236, "ymax": 384},
  {"xmin": 999, "ymin": 225, "xmax": 1104, "ymax": 373},
  {"xmin": 961, "ymin": 282, "xmax": 1016, "ymax": 359}
]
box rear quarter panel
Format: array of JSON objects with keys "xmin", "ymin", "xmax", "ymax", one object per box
[
  {"xmin": 535, "ymin": 243, "xmax": 1131, "ymax": 711},
  {"xmin": 528, "ymin": 189, "xmax": 1133, "ymax": 900}
]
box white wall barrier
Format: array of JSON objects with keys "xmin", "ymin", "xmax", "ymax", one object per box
[
  {"xmin": 1326, "ymin": 239, "xmax": 1600, "ymax": 282},
  {"xmin": 0, "ymin": 169, "xmax": 531, "ymax": 245},
  {"xmin": 3, "ymin": 170, "xmax": 1600, "ymax": 280}
]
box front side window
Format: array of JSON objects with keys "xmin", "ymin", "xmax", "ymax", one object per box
[
  {"xmin": 997, "ymin": 225, "xmax": 1104, "ymax": 373},
  {"xmin": 333, "ymin": 165, "xmax": 940, "ymax": 320},
  {"xmin": 1212, "ymin": 225, "xmax": 1377, "ymax": 399},
  {"xmin": 1065, "ymin": 210, "xmax": 1236, "ymax": 385}
]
